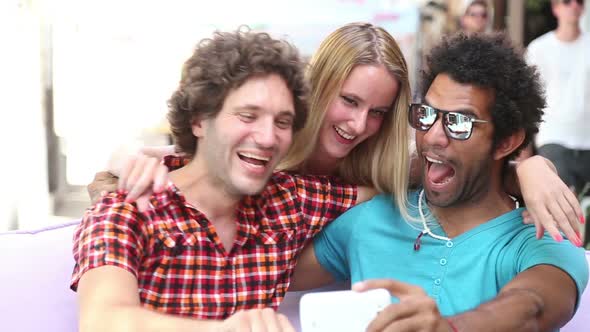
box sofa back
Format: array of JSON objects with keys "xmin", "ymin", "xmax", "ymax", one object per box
[
  {"xmin": 0, "ymin": 221, "xmax": 79, "ymax": 332},
  {"xmin": 1, "ymin": 221, "xmax": 588, "ymax": 331}
]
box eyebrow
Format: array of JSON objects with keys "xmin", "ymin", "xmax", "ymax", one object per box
[
  {"xmin": 235, "ymin": 104, "xmax": 295, "ymax": 117},
  {"xmin": 342, "ymin": 92, "xmax": 392, "ymax": 112}
]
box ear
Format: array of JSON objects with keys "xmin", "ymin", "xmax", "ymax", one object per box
[
  {"xmin": 493, "ymin": 129, "xmax": 525, "ymax": 161},
  {"xmin": 191, "ymin": 116, "xmax": 206, "ymax": 138}
]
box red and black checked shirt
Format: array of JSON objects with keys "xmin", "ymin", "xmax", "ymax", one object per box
[{"xmin": 71, "ymin": 156, "xmax": 357, "ymax": 319}]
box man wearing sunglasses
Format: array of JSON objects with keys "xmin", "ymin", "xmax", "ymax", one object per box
[
  {"xmin": 293, "ymin": 33, "xmax": 588, "ymax": 331},
  {"xmin": 460, "ymin": 0, "xmax": 490, "ymax": 35},
  {"xmin": 526, "ymin": 0, "xmax": 590, "ymax": 199}
]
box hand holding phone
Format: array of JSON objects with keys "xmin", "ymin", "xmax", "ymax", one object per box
[{"xmin": 299, "ymin": 288, "xmax": 390, "ymax": 332}]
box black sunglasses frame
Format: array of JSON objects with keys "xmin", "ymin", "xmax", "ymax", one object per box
[
  {"xmin": 408, "ymin": 103, "xmax": 489, "ymax": 141},
  {"xmin": 561, "ymin": 0, "xmax": 584, "ymax": 5}
]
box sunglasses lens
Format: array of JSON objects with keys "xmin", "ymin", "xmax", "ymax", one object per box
[
  {"xmin": 445, "ymin": 112, "xmax": 473, "ymax": 140},
  {"xmin": 562, "ymin": 0, "xmax": 584, "ymax": 5},
  {"xmin": 410, "ymin": 104, "xmax": 437, "ymax": 130}
]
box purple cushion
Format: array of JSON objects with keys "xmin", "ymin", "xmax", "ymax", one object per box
[
  {"xmin": 562, "ymin": 250, "xmax": 590, "ymax": 331},
  {"xmin": 0, "ymin": 221, "xmax": 79, "ymax": 332}
]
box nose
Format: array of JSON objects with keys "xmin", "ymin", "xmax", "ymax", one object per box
[
  {"xmin": 422, "ymin": 114, "xmax": 450, "ymax": 148},
  {"xmin": 348, "ymin": 109, "xmax": 369, "ymax": 135},
  {"xmin": 253, "ymin": 117, "xmax": 277, "ymax": 149}
]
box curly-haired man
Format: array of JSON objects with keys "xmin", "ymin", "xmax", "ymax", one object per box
[
  {"xmin": 294, "ymin": 32, "xmax": 588, "ymax": 331},
  {"xmin": 70, "ymin": 28, "xmax": 375, "ymax": 331}
]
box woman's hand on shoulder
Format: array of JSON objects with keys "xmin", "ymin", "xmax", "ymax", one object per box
[
  {"xmin": 517, "ymin": 155, "xmax": 584, "ymax": 247},
  {"xmin": 87, "ymin": 144, "xmax": 175, "ymax": 211},
  {"xmin": 117, "ymin": 151, "xmax": 171, "ymax": 212}
]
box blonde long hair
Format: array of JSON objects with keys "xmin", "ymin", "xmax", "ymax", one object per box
[{"xmin": 279, "ymin": 22, "xmax": 412, "ymax": 219}]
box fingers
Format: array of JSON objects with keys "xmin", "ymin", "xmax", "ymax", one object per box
[
  {"xmin": 535, "ymin": 221, "xmax": 545, "ymax": 240},
  {"xmin": 117, "ymin": 154, "xmax": 167, "ymax": 207},
  {"xmin": 258, "ymin": 308, "xmax": 292, "ymax": 332},
  {"xmin": 366, "ymin": 297, "xmax": 443, "ymax": 332},
  {"xmin": 277, "ymin": 313, "xmax": 296, "ymax": 332},
  {"xmin": 124, "ymin": 156, "xmax": 150, "ymax": 196},
  {"xmin": 515, "ymin": 156, "xmax": 583, "ymax": 243},
  {"xmin": 126, "ymin": 157, "xmax": 159, "ymax": 202},
  {"xmin": 366, "ymin": 303, "xmax": 414, "ymax": 332},
  {"xmin": 546, "ymin": 198, "xmax": 574, "ymax": 240},
  {"xmin": 554, "ymin": 193, "xmax": 582, "ymax": 246},
  {"xmin": 523, "ymin": 186, "xmax": 583, "ymax": 246},
  {"xmin": 526, "ymin": 201, "xmax": 563, "ymax": 242},
  {"xmin": 562, "ymin": 188, "xmax": 585, "ymax": 225},
  {"xmin": 353, "ymin": 279, "xmax": 424, "ymax": 298},
  {"xmin": 521, "ymin": 210, "xmax": 533, "ymax": 224},
  {"xmin": 223, "ymin": 309, "xmax": 294, "ymax": 332},
  {"xmin": 118, "ymin": 155, "xmax": 138, "ymax": 191},
  {"xmin": 248, "ymin": 309, "xmax": 268, "ymax": 332},
  {"xmin": 152, "ymin": 163, "xmax": 169, "ymax": 194},
  {"xmin": 136, "ymin": 195, "xmax": 152, "ymax": 213}
]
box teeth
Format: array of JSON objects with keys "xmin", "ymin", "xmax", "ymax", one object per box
[
  {"xmin": 239, "ymin": 152, "xmax": 270, "ymax": 162},
  {"xmin": 426, "ymin": 156, "xmax": 443, "ymax": 164},
  {"xmin": 334, "ymin": 126, "xmax": 356, "ymax": 140}
]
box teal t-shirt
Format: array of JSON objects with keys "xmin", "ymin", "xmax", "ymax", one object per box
[{"xmin": 314, "ymin": 191, "xmax": 589, "ymax": 317}]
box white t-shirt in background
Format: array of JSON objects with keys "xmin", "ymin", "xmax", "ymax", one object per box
[{"xmin": 526, "ymin": 31, "xmax": 590, "ymax": 150}]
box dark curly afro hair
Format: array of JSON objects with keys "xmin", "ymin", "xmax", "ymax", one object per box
[{"xmin": 420, "ymin": 32, "xmax": 545, "ymax": 160}]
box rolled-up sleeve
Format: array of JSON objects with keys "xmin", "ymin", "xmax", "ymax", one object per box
[{"xmin": 70, "ymin": 194, "xmax": 147, "ymax": 291}]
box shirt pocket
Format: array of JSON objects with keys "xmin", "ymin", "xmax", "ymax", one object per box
[
  {"xmin": 237, "ymin": 228, "xmax": 297, "ymax": 307},
  {"xmin": 138, "ymin": 231, "xmax": 218, "ymax": 317}
]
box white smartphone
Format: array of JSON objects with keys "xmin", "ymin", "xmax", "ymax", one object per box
[{"xmin": 299, "ymin": 288, "xmax": 391, "ymax": 332}]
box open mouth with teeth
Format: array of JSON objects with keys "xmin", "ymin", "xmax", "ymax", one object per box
[
  {"xmin": 333, "ymin": 125, "xmax": 356, "ymax": 141},
  {"xmin": 425, "ymin": 156, "xmax": 456, "ymax": 185},
  {"xmin": 237, "ymin": 152, "xmax": 270, "ymax": 168}
]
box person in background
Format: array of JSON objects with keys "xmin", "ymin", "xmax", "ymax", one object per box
[
  {"xmin": 460, "ymin": 0, "xmax": 491, "ymax": 34},
  {"xmin": 526, "ymin": 0, "xmax": 590, "ymax": 197}
]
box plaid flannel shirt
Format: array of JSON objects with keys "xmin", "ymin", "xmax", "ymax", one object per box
[{"xmin": 71, "ymin": 156, "xmax": 357, "ymax": 319}]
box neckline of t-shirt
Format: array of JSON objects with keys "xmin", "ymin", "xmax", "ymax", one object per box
[{"xmin": 410, "ymin": 190, "xmax": 525, "ymax": 244}]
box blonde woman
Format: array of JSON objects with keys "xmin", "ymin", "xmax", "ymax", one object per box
[{"xmin": 91, "ymin": 23, "xmax": 583, "ymax": 247}]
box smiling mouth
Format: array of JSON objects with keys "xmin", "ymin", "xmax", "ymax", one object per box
[
  {"xmin": 425, "ymin": 156, "xmax": 456, "ymax": 185},
  {"xmin": 237, "ymin": 152, "xmax": 270, "ymax": 168},
  {"xmin": 333, "ymin": 125, "xmax": 356, "ymax": 141}
]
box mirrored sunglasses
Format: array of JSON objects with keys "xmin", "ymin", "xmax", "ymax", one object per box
[{"xmin": 408, "ymin": 103, "xmax": 489, "ymax": 140}]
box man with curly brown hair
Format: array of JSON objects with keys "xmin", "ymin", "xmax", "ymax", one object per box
[{"xmin": 70, "ymin": 27, "xmax": 375, "ymax": 331}]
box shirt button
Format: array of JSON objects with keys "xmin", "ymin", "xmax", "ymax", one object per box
[
  {"xmin": 446, "ymin": 241, "xmax": 453, "ymax": 248},
  {"xmin": 440, "ymin": 258, "xmax": 447, "ymax": 265},
  {"xmin": 434, "ymin": 279, "xmax": 441, "ymax": 285}
]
